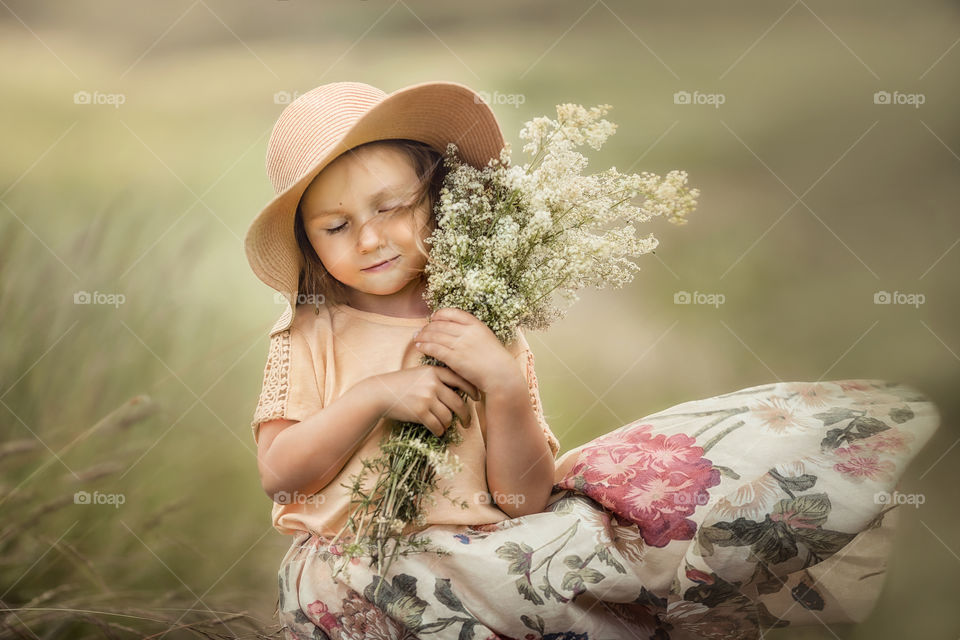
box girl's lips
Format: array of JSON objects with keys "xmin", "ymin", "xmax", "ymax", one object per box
[{"xmin": 362, "ymin": 255, "xmax": 400, "ymax": 272}]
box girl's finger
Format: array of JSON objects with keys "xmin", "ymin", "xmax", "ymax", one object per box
[
  {"xmin": 436, "ymin": 382, "xmax": 471, "ymax": 427},
  {"xmin": 428, "ymin": 402, "xmax": 453, "ymax": 436},
  {"xmin": 434, "ymin": 366, "xmax": 480, "ymax": 401}
]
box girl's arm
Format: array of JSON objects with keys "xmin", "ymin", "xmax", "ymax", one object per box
[
  {"xmin": 256, "ymin": 377, "xmax": 385, "ymax": 500},
  {"xmin": 483, "ymin": 372, "xmax": 556, "ymax": 518}
]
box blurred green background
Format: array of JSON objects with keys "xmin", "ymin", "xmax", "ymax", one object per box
[{"xmin": 1, "ymin": 0, "xmax": 958, "ymax": 637}]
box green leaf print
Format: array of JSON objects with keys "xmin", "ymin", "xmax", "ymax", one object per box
[
  {"xmin": 496, "ymin": 541, "xmax": 534, "ymax": 575},
  {"xmin": 889, "ymin": 406, "xmax": 915, "ymax": 423},
  {"xmin": 771, "ymin": 493, "xmax": 830, "ymax": 529},
  {"xmin": 595, "ymin": 543, "xmax": 627, "ymax": 574},
  {"xmin": 434, "ymin": 577, "xmax": 469, "ymax": 614},
  {"xmin": 821, "ymin": 415, "xmax": 889, "ymax": 450},
  {"xmin": 813, "ymin": 407, "xmax": 857, "ymax": 427},
  {"xmin": 768, "ymin": 468, "xmax": 817, "ymax": 497},
  {"xmin": 793, "ymin": 527, "xmax": 857, "ymax": 558},
  {"xmin": 700, "ymin": 492, "xmax": 859, "ymax": 573},
  {"xmin": 538, "ymin": 571, "xmax": 569, "ymax": 604},
  {"xmin": 364, "ymin": 574, "xmax": 428, "ymax": 629},
  {"xmin": 561, "ymin": 567, "xmax": 605, "ymax": 596},
  {"xmin": 515, "ymin": 575, "xmax": 544, "ymax": 605},
  {"xmin": 521, "ymin": 614, "xmax": 546, "ymax": 635},
  {"xmin": 562, "ymin": 554, "xmax": 584, "ymax": 569}
]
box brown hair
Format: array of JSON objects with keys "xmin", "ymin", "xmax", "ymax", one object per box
[{"xmin": 293, "ymin": 139, "xmax": 447, "ymax": 311}]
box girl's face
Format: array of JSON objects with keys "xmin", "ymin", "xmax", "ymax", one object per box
[{"xmin": 299, "ymin": 143, "xmax": 433, "ymax": 313}]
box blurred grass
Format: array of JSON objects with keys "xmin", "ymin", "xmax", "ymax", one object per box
[{"xmin": 1, "ymin": 0, "xmax": 958, "ymax": 637}]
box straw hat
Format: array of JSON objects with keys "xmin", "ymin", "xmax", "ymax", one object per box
[{"xmin": 245, "ymin": 80, "xmax": 505, "ymax": 336}]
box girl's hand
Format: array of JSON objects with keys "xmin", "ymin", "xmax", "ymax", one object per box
[
  {"xmin": 413, "ymin": 308, "xmax": 523, "ymax": 396},
  {"xmin": 368, "ymin": 365, "xmax": 480, "ymax": 438}
]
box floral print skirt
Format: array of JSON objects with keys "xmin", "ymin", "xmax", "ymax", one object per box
[{"xmin": 273, "ymin": 379, "xmax": 940, "ymax": 639}]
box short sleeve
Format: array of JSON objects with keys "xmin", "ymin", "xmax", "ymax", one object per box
[
  {"xmin": 513, "ymin": 334, "xmax": 561, "ymax": 459},
  {"xmin": 250, "ymin": 328, "xmax": 325, "ymax": 445}
]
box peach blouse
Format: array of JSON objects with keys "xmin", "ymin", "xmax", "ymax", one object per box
[{"xmin": 250, "ymin": 302, "xmax": 561, "ymax": 537}]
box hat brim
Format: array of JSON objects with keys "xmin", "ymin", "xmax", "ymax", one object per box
[{"xmin": 244, "ymin": 81, "xmax": 505, "ymax": 320}]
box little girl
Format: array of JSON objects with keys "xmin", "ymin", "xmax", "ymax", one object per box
[{"xmin": 246, "ymin": 81, "xmax": 941, "ymax": 640}]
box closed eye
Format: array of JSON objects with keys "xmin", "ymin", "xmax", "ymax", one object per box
[{"xmin": 323, "ymin": 203, "xmax": 409, "ymax": 235}]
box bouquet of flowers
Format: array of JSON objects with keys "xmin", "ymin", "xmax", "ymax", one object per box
[{"xmin": 324, "ymin": 103, "xmax": 699, "ymax": 593}]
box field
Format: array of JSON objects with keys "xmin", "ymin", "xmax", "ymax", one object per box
[{"xmin": 1, "ymin": 1, "xmax": 958, "ymax": 638}]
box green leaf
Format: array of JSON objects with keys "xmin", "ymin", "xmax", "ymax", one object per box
[
  {"xmin": 700, "ymin": 518, "xmax": 766, "ymax": 547},
  {"xmin": 579, "ymin": 567, "xmax": 605, "ymax": 584},
  {"xmin": 889, "ymin": 406, "xmax": 914, "ymax": 424},
  {"xmin": 560, "ymin": 571, "xmax": 584, "ymax": 594},
  {"xmin": 769, "ymin": 468, "xmax": 817, "ymax": 493},
  {"xmin": 515, "ymin": 575, "xmax": 544, "ymax": 605},
  {"xmin": 713, "ymin": 465, "xmax": 741, "ymax": 479},
  {"xmin": 458, "ymin": 620, "xmax": 478, "ymax": 640},
  {"xmin": 434, "ymin": 577, "xmax": 468, "ymax": 614},
  {"xmin": 772, "ymin": 493, "xmax": 831, "ymax": 529},
  {"xmin": 562, "ymin": 554, "xmax": 583, "ymax": 569},
  {"xmin": 794, "ymin": 527, "xmax": 857, "ymax": 556},
  {"xmin": 495, "ymin": 541, "xmax": 533, "ymax": 575},
  {"xmin": 813, "ymin": 407, "xmax": 857, "ymax": 426},
  {"xmin": 521, "ymin": 614, "xmax": 545, "ymax": 634},
  {"xmin": 595, "ymin": 544, "xmax": 627, "ymax": 573}
]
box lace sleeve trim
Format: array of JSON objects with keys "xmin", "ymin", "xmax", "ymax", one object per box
[
  {"xmin": 523, "ymin": 349, "xmax": 561, "ymax": 458},
  {"xmin": 251, "ymin": 328, "xmax": 292, "ymax": 430}
]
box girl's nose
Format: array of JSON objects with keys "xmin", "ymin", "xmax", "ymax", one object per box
[{"xmin": 356, "ymin": 219, "xmax": 386, "ymax": 253}]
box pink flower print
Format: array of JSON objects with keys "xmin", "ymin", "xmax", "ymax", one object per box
[
  {"xmin": 579, "ymin": 445, "xmax": 643, "ymax": 485},
  {"xmin": 862, "ymin": 428, "xmax": 914, "ymax": 454},
  {"xmin": 713, "ymin": 473, "xmax": 782, "ymax": 522},
  {"xmin": 685, "ymin": 567, "xmax": 715, "ymax": 585},
  {"xmin": 558, "ymin": 424, "xmax": 721, "ymax": 547},
  {"xmin": 833, "ymin": 453, "xmax": 897, "ymax": 482},
  {"xmin": 785, "ymin": 382, "xmax": 834, "ymax": 408},
  {"xmin": 305, "ymin": 600, "xmax": 341, "ymax": 631},
  {"xmin": 751, "ymin": 397, "xmax": 819, "ymax": 434},
  {"xmin": 833, "ymin": 441, "xmax": 875, "ymax": 458},
  {"xmin": 834, "ymin": 380, "xmax": 874, "ymax": 392},
  {"xmin": 631, "ymin": 431, "xmax": 706, "ymax": 473}
]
